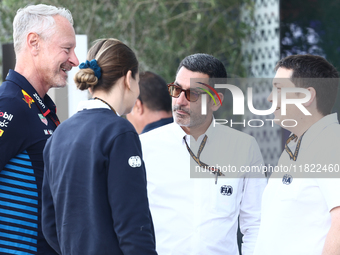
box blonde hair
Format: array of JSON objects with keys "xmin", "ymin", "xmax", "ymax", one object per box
[{"xmin": 74, "ymin": 38, "xmax": 139, "ymax": 92}]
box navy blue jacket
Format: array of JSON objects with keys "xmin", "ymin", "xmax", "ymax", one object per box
[
  {"xmin": 42, "ymin": 106, "xmax": 157, "ymax": 255},
  {"xmin": 0, "ymin": 70, "xmax": 59, "ymax": 254}
]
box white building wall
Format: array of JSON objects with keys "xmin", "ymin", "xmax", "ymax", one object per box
[{"xmin": 241, "ymin": 0, "xmax": 282, "ymax": 166}]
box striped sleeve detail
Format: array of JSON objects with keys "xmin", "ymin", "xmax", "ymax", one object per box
[{"xmin": 0, "ymin": 151, "xmax": 38, "ymax": 254}]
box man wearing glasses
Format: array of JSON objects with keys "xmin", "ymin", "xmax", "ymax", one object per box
[{"xmin": 140, "ymin": 53, "xmax": 267, "ymax": 255}]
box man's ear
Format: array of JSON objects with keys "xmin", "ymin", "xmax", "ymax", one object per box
[
  {"xmin": 211, "ymin": 92, "xmax": 224, "ymax": 111},
  {"xmin": 302, "ymin": 87, "xmax": 316, "ymax": 107},
  {"xmin": 27, "ymin": 32, "xmax": 40, "ymax": 55},
  {"xmin": 135, "ymin": 99, "xmax": 144, "ymax": 115}
]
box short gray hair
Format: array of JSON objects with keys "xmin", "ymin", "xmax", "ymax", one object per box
[{"xmin": 13, "ymin": 4, "xmax": 73, "ymax": 54}]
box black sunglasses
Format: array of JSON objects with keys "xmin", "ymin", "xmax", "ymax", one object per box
[{"xmin": 167, "ymin": 83, "xmax": 205, "ymax": 102}]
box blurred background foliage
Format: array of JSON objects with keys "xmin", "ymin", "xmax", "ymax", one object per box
[
  {"xmin": 0, "ymin": 0, "xmax": 255, "ymax": 82},
  {"xmin": 280, "ymin": 0, "xmax": 340, "ymax": 118}
]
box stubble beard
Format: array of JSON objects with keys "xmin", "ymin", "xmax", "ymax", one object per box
[{"xmin": 173, "ymin": 105, "xmax": 190, "ymax": 127}]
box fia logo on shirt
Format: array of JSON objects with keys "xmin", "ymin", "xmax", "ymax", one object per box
[
  {"xmin": 220, "ymin": 185, "xmax": 233, "ymax": 196},
  {"xmin": 282, "ymin": 174, "xmax": 293, "ymax": 185}
]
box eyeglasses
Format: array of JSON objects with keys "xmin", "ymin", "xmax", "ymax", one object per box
[{"xmin": 167, "ymin": 83, "xmax": 205, "ymax": 102}]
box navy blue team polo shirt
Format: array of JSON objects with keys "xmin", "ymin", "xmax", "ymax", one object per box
[{"xmin": 0, "ymin": 70, "xmax": 59, "ymax": 254}]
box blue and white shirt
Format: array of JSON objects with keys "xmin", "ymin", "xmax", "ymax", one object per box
[{"xmin": 0, "ymin": 70, "xmax": 59, "ymax": 255}]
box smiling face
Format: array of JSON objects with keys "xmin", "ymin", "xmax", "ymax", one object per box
[{"xmin": 37, "ymin": 15, "xmax": 79, "ymax": 88}]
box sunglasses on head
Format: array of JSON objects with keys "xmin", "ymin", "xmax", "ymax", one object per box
[{"xmin": 167, "ymin": 82, "xmax": 205, "ymax": 102}]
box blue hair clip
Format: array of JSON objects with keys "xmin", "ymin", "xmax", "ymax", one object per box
[{"xmin": 79, "ymin": 59, "xmax": 102, "ymax": 79}]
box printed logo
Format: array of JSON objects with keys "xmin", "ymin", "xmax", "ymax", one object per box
[
  {"xmin": 282, "ymin": 174, "xmax": 293, "ymax": 185},
  {"xmin": 0, "ymin": 129, "xmax": 4, "ymax": 137},
  {"xmin": 0, "ymin": 120, "xmax": 9, "ymax": 128},
  {"xmin": 128, "ymin": 156, "xmax": 142, "ymax": 168},
  {"xmin": 200, "ymin": 81, "xmax": 312, "ymax": 127},
  {"xmin": 44, "ymin": 129, "xmax": 53, "ymax": 135},
  {"xmin": 33, "ymin": 93, "xmax": 45, "ymax": 109},
  {"xmin": 220, "ymin": 185, "xmax": 233, "ymax": 196},
  {"xmin": 38, "ymin": 114, "xmax": 48, "ymax": 125},
  {"xmin": 22, "ymin": 90, "xmax": 35, "ymax": 108},
  {"xmin": 197, "ymin": 82, "xmax": 223, "ymax": 107},
  {"xmin": 0, "ymin": 112, "xmax": 13, "ymax": 121}
]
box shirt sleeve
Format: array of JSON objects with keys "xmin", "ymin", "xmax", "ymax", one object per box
[
  {"xmin": 107, "ymin": 131, "xmax": 157, "ymax": 255},
  {"xmin": 316, "ymin": 139, "xmax": 340, "ymax": 212},
  {"xmin": 317, "ymin": 178, "xmax": 340, "ymax": 212},
  {"xmin": 239, "ymin": 138, "xmax": 267, "ymax": 255},
  {"xmin": 0, "ymin": 97, "xmax": 29, "ymax": 171},
  {"xmin": 41, "ymin": 138, "xmax": 61, "ymax": 254}
]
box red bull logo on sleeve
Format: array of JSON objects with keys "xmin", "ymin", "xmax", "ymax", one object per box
[
  {"xmin": 0, "ymin": 129, "xmax": 4, "ymax": 137},
  {"xmin": 22, "ymin": 90, "xmax": 35, "ymax": 108}
]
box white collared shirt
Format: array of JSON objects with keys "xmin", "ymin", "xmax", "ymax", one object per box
[
  {"xmin": 254, "ymin": 113, "xmax": 340, "ymax": 255},
  {"xmin": 140, "ymin": 121, "xmax": 266, "ymax": 255}
]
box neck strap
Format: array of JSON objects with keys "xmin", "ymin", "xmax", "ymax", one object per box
[{"xmin": 94, "ymin": 97, "xmax": 116, "ymax": 114}]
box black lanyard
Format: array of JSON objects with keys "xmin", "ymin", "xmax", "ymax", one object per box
[
  {"xmin": 22, "ymin": 88, "xmax": 60, "ymax": 127},
  {"xmin": 8, "ymin": 78, "xmax": 60, "ymax": 127},
  {"xmin": 47, "ymin": 112, "xmax": 60, "ymax": 127},
  {"xmin": 183, "ymin": 135, "xmax": 224, "ymax": 184}
]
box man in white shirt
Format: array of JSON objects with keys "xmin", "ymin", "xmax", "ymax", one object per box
[
  {"xmin": 126, "ymin": 71, "xmax": 173, "ymax": 134},
  {"xmin": 254, "ymin": 54, "xmax": 340, "ymax": 255},
  {"xmin": 140, "ymin": 53, "xmax": 267, "ymax": 255}
]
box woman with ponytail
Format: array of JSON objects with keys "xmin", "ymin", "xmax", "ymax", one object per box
[{"xmin": 42, "ymin": 38, "xmax": 157, "ymax": 255}]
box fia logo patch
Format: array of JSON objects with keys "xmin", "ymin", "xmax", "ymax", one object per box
[
  {"xmin": 128, "ymin": 156, "xmax": 142, "ymax": 168},
  {"xmin": 220, "ymin": 185, "xmax": 233, "ymax": 196},
  {"xmin": 282, "ymin": 174, "xmax": 293, "ymax": 185},
  {"xmin": 38, "ymin": 114, "xmax": 48, "ymax": 125}
]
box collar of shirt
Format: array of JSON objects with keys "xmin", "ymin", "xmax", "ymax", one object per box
[
  {"xmin": 6, "ymin": 69, "xmax": 57, "ymax": 117},
  {"xmin": 141, "ymin": 117, "xmax": 174, "ymax": 134},
  {"xmin": 289, "ymin": 113, "xmax": 338, "ymax": 151},
  {"xmin": 77, "ymin": 99, "xmax": 120, "ymax": 116},
  {"xmin": 183, "ymin": 118, "xmax": 215, "ymax": 147},
  {"xmin": 165, "ymin": 122, "xmax": 188, "ymax": 146}
]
